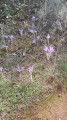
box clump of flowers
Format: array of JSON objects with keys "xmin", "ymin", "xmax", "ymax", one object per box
[
  {"xmin": 44, "ymin": 45, "xmax": 54, "ymax": 53},
  {"xmin": 44, "ymin": 45, "xmax": 55, "ymax": 60},
  {"xmin": 48, "ymin": 45, "xmax": 55, "ymax": 53},
  {"xmin": 28, "ymin": 65, "xmax": 34, "ymax": 82},
  {"xmin": 4, "ymin": 35, "xmax": 14, "ymax": 39},
  {"xmin": 31, "ymin": 16, "xmax": 38, "ymax": 22}
]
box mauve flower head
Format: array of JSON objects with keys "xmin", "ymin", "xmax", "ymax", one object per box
[
  {"xmin": 44, "ymin": 46, "xmax": 48, "ymax": 52},
  {"xmin": 32, "ymin": 16, "xmax": 35, "ymax": 21},
  {"xmin": 0, "ymin": 67, "xmax": 3, "ymax": 72},
  {"xmin": 32, "ymin": 39, "xmax": 36, "ymax": 43},
  {"xmin": 48, "ymin": 45, "xmax": 55, "ymax": 53},
  {"xmin": 30, "ymin": 29, "xmax": 37, "ymax": 34},
  {"xmin": 0, "ymin": 24, "xmax": 2, "ymax": 27},
  {"xmin": 29, "ymin": 65, "xmax": 34, "ymax": 73},
  {"xmin": 44, "ymin": 45, "xmax": 55, "ymax": 53},
  {"xmin": 19, "ymin": 29, "xmax": 24, "ymax": 36},
  {"xmin": 47, "ymin": 34, "xmax": 50, "ymax": 39},
  {"xmin": 57, "ymin": 20, "xmax": 61, "ymax": 26},
  {"xmin": 32, "ymin": 16, "xmax": 38, "ymax": 22},
  {"xmin": 37, "ymin": 36, "xmax": 40, "ymax": 40},
  {"xmin": 4, "ymin": 35, "xmax": 9, "ymax": 39},
  {"xmin": 29, "ymin": 8, "xmax": 31, "ymax": 12},
  {"xmin": 1, "ymin": 45, "xmax": 8, "ymax": 49},
  {"xmin": 9, "ymin": 35, "xmax": 14, "ymax": 39},
  {"xmin": 35, "ymin": 18, "xmax": 38, "ymax": 21},
  {"xmin": 17, "ymin": 65, "xmax": 24, "ymax": 73}
]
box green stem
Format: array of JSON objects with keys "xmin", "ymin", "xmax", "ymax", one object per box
[{"xmin": 30, "ymin": 73, "xmax": 33, "ymax": 82}]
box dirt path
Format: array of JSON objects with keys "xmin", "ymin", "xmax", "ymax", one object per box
[{"xmin": 14, "ymin": 93, "xmax": 67, "ymax": 120}]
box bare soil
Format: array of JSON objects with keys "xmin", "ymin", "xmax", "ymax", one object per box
[{"xmin": 13, "ymin": 93, "xmax": 67, "ymax": 120}]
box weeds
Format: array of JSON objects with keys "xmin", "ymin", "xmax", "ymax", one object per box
[{"xmin": 0, "ymin": 81, "xmax": 45, "ymax": 114}]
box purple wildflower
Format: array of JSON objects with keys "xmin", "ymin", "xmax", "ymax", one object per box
[
  {"xmin": 0, "ymin": 24, "xmax": 2, "ymax": 27},
  {"xmin": 32, "ymin": 39, "xmax": 36, "ymax": 43},
  {"xmin": 44, "ymin": 45, "xmax": 55, "ymax": 53},
  {"xmin": 30, "ymin": 29, "xmax": 37, "ymax": 34},
  {"xmin": 9, "ymin": 35, "xmax": 14, "ymax": 39},
  {"xmin": 19, "ymin": 29, "xmax": 24, "ymax": 36},
  {"xmin": 57, "ymin": 20, "xmax": 61, "ymax": 26},
  {"xmin": 4, "ymin": 35, "xmax": 14, "ymax": 39},
  {"xmin": 0, "ymin": 67, "xmax": 3, "ymax": 72},
  {"xmin": 17, "ymin": 65, "xmax": 24, "ymax": 73},
  {"xmin": 29, "ymin": 9, "xmax": 31, "ymax": 12},
  {"xmin": 47, "ymin": 34, "xmax": 50, "ymax": 39},
  {"xmin": 1, "ymin": 45, "xmax": 8, "ymax": 49},
  {"xmin": 37, "ymin": 36, "xmax": 40, "ymax": 40},
  {"xmin": 4, "ymin": 35, "xmax": 9, "ymax": 39},
  {"xmin": 31, "ymin": 16, "xmax": 38, "ymax": 22},
  {"xmin": 29, "ymin": 65, "xmax": 34, "ymax": 73},
  {"xmin": 23, "ymin": 51, "xmax": 25, "ymax": 56},
  {"xmin": 48, "ymin": 45, "xmax": 55, "ymax": 53},
  {"xmin": 44, "ymin": 46, "xmax": 48, "ymax": 52},
  {"xmin": 32, "ymin": 16, "xmax": 36, "ymax": 22},
  {"xmin": 35, "ymin": 18, "xmax": 38, "ymax": 21}
]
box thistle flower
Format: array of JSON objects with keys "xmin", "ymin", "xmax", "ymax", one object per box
[
  {"xmin": 32, "ymin": 39, "xmax": 36, "ymax": 43},
  {"xmin": 16, "ymin": 65, "xmax": 24, "ymax": 73},
  {"xmin": 28, "ymin": 65, "xmax": 34, "ymax": 73},
  {"xmin": 19, "ymin": 29, "xmax": 24, "ymax": 36},
  {"xmin": 30, "ymin": 29, "xmax": 37, "ymax": 34}
]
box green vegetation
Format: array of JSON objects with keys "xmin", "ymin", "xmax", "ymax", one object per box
[{"xmin": 0, "ymin": 0, "xmax": 67, "ymax": 119}]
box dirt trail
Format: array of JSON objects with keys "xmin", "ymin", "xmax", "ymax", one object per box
[{"xmin": 14, "ymin": 93, "xmax": 67, "ymax": 120}]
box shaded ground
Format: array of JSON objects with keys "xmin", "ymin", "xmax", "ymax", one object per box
[{"xmin": 13, "ymin": 93, "xmax": 67, "ymax": 120}]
